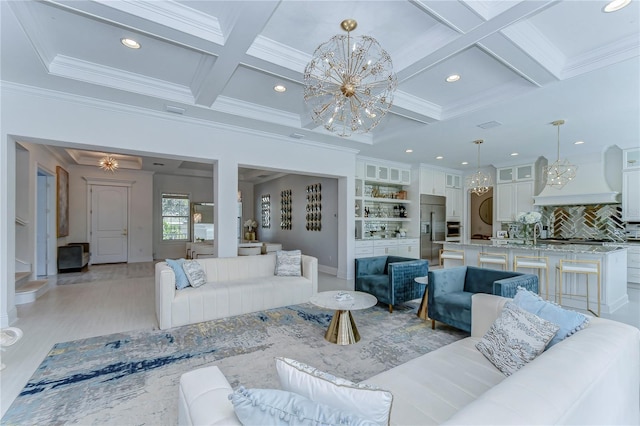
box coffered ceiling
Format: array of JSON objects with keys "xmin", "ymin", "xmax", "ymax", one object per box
[{"xmin": 2, "ymin": 0, "xmax": 639, "ymax": 174}]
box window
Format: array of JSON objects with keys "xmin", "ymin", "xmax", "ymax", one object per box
[{"xmin": 162, "ymin": 193, "xmax": 189, "ymax": 241}]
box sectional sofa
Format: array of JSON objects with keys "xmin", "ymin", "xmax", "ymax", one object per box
[
  {"xmin": 155, "ymin": 253, "xmax": 318, "ymax": 330},
  {"xmin": 177, "ymin": 293, "xmax": 640, "ymax": 425}
]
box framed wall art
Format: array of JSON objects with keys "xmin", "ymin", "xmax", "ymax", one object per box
[{"xmin": 56, "ymin": 166, "xmax": 69, "ymax": 237}]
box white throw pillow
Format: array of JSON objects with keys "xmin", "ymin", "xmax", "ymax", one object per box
[
  {"xmin": 181, "ymin": 260, "xmax": 206, "ymax": 288},
  {"xmin": 274, "ymin": 250, "xmax": 302, "ymax": 276},
  {"xmin": 476, "ymin": 301, "xmax": 559, "ymax": 376},
  {"xmin": 275, "ymin": 357, "xmax": 393, "ymax": 426}
]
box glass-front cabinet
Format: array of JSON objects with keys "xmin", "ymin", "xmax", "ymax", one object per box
[{"xmin": 355, "ymin": 179, "xmax": 411, "ymax": 240}]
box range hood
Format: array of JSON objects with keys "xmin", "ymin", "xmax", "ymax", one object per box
[{"xmin": 534, "ymin": 146, "xmax": 622, "ymax": 206}]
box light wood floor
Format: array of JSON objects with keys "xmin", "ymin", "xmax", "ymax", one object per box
[{"xmin": 1, "ymin": 262, "xmax": 637, "ymax": 419}]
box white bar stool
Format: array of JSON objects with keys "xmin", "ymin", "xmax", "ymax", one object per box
[
  {"xmin": 478, "ymin": 252, "xmax": 508, "ymax": 270},
  {"xmin": 439, "ymin": 249, "xmax": 465, "ymax": 267},
  {"xmin": 556, "ymin": 259, "xmax": 601, "ymax": 317},
  {"xmin": 514, "ymin": 256, "xmax": 550, "ymax": 300}
]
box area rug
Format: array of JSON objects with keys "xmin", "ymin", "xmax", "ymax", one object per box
[{"xmin": 2, "ymin": 302, "xmax": 468, "ymax": 425}]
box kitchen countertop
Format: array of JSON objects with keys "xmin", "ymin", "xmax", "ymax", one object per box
[
  {"xmin": 356, "ymin": 236, "xmax": 418, "ymax": 241},
  {"xmin": 441, "ymin": 240, "xmax": 626, "ymax": 254}
]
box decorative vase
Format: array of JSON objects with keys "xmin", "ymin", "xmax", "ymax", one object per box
[
  {"xmin": 250, "ymin": 232, "xmax": 256, "ymax": 241},
  {"xmin": 245, "ymin": 232, "xmax": 252, "ymax": 241}
]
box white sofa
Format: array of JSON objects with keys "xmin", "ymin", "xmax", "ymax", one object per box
[
  {"xmin": 155, "ymin": 253, "xmax": 318, "ymax": 330},
  {"xmin": 177, "ymin": 293, "xmax": 640, "ymax": 425}
]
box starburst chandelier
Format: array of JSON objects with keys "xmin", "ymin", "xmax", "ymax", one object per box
[
  {"xmin": 466, "ymin": 139, "xmax": 492, "ymax": 196},
  {"xmin": 544, "ymin": 120, "xmax": 577, "ymax": 189},
  {"xmin": 98, "ymin": 155, "xmax": 119, "ymax": 173},
  {"xmin": 303, "ymin": 19, "xmax": 397, "ymax": 137}
]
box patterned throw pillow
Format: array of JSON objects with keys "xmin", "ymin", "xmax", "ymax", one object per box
[
  {"xmin": 165, "ymin": 258, "xmax": 190, "ymax": 290},
  {"xmin": 229, "ymin": 387, "xmax": 376, "ymax": 426},
  {"xmin": 274, "ymin": 250, "xmax": 302, "ymax": 277},
  {"xmin": 476, "ymin": 302, "xmax": 559, "ymax": 376},
  {"xmin": 513, "ymin": 287, "xmax": 589, "ymax": 348},
  {"xmin": 181, "ymin": 260, "xmax": 206, "ymax": 288},
  {"xmin": 275, "ymin": 357, "xmax": 393, "ymax": 425}
]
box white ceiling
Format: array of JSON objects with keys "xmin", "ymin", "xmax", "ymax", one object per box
[{"xmin": 2, "ymin": 0, "xmax": 639, "ymax": 176}]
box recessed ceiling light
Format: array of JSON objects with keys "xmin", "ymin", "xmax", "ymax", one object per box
[
  {"xmin": 603, "ymin": 0, "xmax": 631, "ymax": 12},
  {"xmin": 510, "ymin": 152, "xmax": 519, "ymax": 156},
  {"xmin": 461, "ymin": 161, "xmax": 469, "ymax": 165},
  {"xmin": 446, "ymin": 74, "xmax": 461, "ymax": 83},
  {"xmin": 435, "ymin": 156, "xmax": 444, "ymax": 160},
  {"xmin": 121, "ymin": 38, "xmax": 141, "ymax": 49},
  {"xmin": 274, "ymin": 85, "xmax": 287, "ymax": 93},
  {"xmin": 405, "ymin": 149, "xmax": 413, "ymax": 153},
  {"xmin": 574, "ymin": 140, "xmax": 585, "ymax": 145}
]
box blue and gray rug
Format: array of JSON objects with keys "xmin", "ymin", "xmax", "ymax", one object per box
[{"xmin": 2, "ymin": 302, "xmax": 467, "ymax": 425}]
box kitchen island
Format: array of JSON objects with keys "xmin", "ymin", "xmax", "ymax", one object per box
[{"xmin": 440, "ymin": 240, "xmax": 628, "ymax": 314}]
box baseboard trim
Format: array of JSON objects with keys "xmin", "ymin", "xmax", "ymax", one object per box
[{"xmin": 318, "ymin": 265, "xmax": 338, "ymax": 276}]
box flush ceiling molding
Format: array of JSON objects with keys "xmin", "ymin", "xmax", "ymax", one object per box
[
  {"xmin": 213, "ymin": 96, "xmax": 302, "ymax": 129},
  {"xmin": 247, "ymin": 36, "xmax": 309, "ymax": 73},
  {"xmin": 562, "ymin": 34, "xmax": 640, "ymax": 79}
]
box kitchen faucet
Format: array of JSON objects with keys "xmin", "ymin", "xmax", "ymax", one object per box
[{"xmin": 533, "ymin": 222, "xmax": 542, "ymax": 246}]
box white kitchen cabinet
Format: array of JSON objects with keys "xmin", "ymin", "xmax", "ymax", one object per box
[
  {"xmin": 397, "ymin": 238, "xmax": 420, "ymax": 259},
  {"xmin": 355, "ymin": 160, "xmax": 365, "ymax": 179},
  {"xmin": 355, "ymin": 240, "xmax": 374, "ymax": 259},
  {"xmin": 497, "ymin": 164, "xmax": 534, "ymax": 183},
  {"xmin": 627, "ymin": 244, "xmax": 640, "ymax": 284},
  {"xmin": 623, "ymin": 148, "xmax": 640, "ymax": 170},
  {"xmin": 622, "ymin": 169, "xmax": 640, "ymax": 221},
  {"xmin": 365, "ymin": 163, "xmax": 378, "ymax": 180},
  {"xmin": 446, "ymin": 173, "xmax": 462, "ymax": 188},
  {"xmin": 399, "ymin": 169, "xmax": 411, "ymax": 185},
  {"xmin": 420, "ymin": 167, "xmax": 446, "ymax": 196},
  {"xmin": 374, "ymin": 239, "xmax": 398, "ymax": 256},
  {"xmin": 445, "ymin": 187, "xmax": 463, "ymax": 221},
  {"xmin": 497, "ymin": 181, "xmax": 534, "ymax": 222}
]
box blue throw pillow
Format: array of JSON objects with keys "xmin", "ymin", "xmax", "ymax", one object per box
[
  {"xmin": 165, "ymin": 258, "xmax": 190, "ymax": 290},
  {"xmin": 513, "ymin": 287, "xmax": 589, "ymax": 348},
  {"xmin": 229, "ymin": 387, "xmax": 376, "ymax": 426}
]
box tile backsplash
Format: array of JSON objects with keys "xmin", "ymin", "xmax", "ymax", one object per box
[{"xmin": 540, "ymin": 204, "xmax": 625, "ymax": 241}]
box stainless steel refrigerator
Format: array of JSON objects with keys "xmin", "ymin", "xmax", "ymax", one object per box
[{"xmin": 420, "ymin": 194, "xmax": 446, "ymax": 264}]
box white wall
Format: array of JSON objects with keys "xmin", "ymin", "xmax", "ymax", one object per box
[
  {"xmin": 255, "ymin": 175, "xmax": 338, "ymax": 272},
  {"xmin": 0, "ymin": 83, "xmax": 358, "ymax": 326}
]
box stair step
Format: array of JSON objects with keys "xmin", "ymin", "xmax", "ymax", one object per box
[
  {"xmin": 15, "ymin": 279, "xmax": 50, "ymax": 305},
  {"xmin": 15, "ymin": 272, "xmax": 30, "ymax": 286}
]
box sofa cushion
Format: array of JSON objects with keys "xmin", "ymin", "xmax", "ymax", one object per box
[
  {"xmin": 275, "ymin": 357, "xmax": 393, "ymax": 425},
  {"xmin": 513, "ymin": 287, "xmax": 589, "ymax": 348},
  {"xmin": 166, "ymin": 258, "xmax": 190, "ymax": 290},
  {"xmin": 229, "ymin": 387, "xmax": 376, "ymax": 426},
  {"xmin": 182, "ymin": 260, "xmax": 207, "ymax": 288},
  {"xmin": 476, "ymin": 301, "xmax": 559, "ymax": 376},
  {"xmin": 275, "ymin": 250, "xmax": 302, "ymax": 276}
]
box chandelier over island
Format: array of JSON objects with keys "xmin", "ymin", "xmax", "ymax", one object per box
[
  {"xmin": 544, "ymin": 119, "xmax": 577, "ymax": 189},
  {"xmin": 303, "ymin": 19, "xmax": 397, "ymax": 137},
  {"xmin": 466, "ymin": 139, "xmax": 492, "ymax": 196}
]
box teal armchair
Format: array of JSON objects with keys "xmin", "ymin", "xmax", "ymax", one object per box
[
  {"xmin": 355, "ymin": 256, "xmax": 429, "ymax": 313},
  {"xmin": 427, "ymin": 266, "xmax": 538, "ymax": 332}
]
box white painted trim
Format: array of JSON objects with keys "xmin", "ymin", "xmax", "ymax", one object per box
[
  {"xmin": 49, "ymin": 55, "xmax": 195, "ymax": 104},
  {"xmin": 82, "ymin": 177, "xmax": 136, "ymax": 187},
  {"xmin": 318, "ymin": 264, "xmax": 338, "ymax": 276},
  {"xmin": 393, "ymin": 91, "xmax": 442, "ymax": 121},
  {"xmin": 95, "ymin": 0, "xmax": 225, "ymax": 45},
  {"xmin": 563, "ymin": 34, "xmax": 640, "ymax": 79},
  {"xmin": 500, "ymin": 21, "xmax": 564, "ymax": 78},
  {"xmin": 2, "ymin": 82, "xmax": 360, "ymax": 155},
  {"xmin": 213, "ymin": 96, "xmax": 301, "ymax": 128},
  {"xmin": 247, "ymin": 36, "xmax": 309, "ymax": 73},
  {"xmin": 533, "ymin": 192, "xmax": 621, "ymax": 206}
]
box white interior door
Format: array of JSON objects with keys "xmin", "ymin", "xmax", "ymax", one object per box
[
  {"xmin": 36, "ymin": 173, "xmax": 48, "ymax": 276},
  {"xmin": 91, "ymin": 185, "xmax": 128, "ymax": 264}
]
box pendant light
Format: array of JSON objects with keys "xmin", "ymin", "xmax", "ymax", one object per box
[
  {"xmin": 544, "ymin": 120, "xmax": 577, "ymax": 189},
  {"xmin": 466, "ymin": 139, "xmax": 492, "ymax": 196}
]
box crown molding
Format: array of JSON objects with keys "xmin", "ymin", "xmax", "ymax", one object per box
[
  {"xmin": 49, "ymin": 55, "xmax": 195, "ymax": 104},
  {"xmin": 247, "ymin": 35, "xmax": 309, "ymax": 73},
  {"xmin": 393, "ymin": 90, "xmax": 442, "ymax": 121},
  {"xmin": 500, "ymin": 21, "xmax": 565, "ymax": 79},
  {"xmin": 1, "ymin": 81, "xmax": 359, "ymax": 155},
  {"xmin": 213, "ymin": 96, "xmax": 301, "ymax": 129},
  {"xmin": 563, "ymin": 34, "xmax": 640, "ymax": 79},
  {"xmin": 95, "ymin": 0, "xmax": 225, "ymax": 45}
]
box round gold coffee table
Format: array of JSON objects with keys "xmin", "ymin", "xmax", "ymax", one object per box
[{"xmin": 309, "ymin": 291, "xmax": 377, "ymax": 345}]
